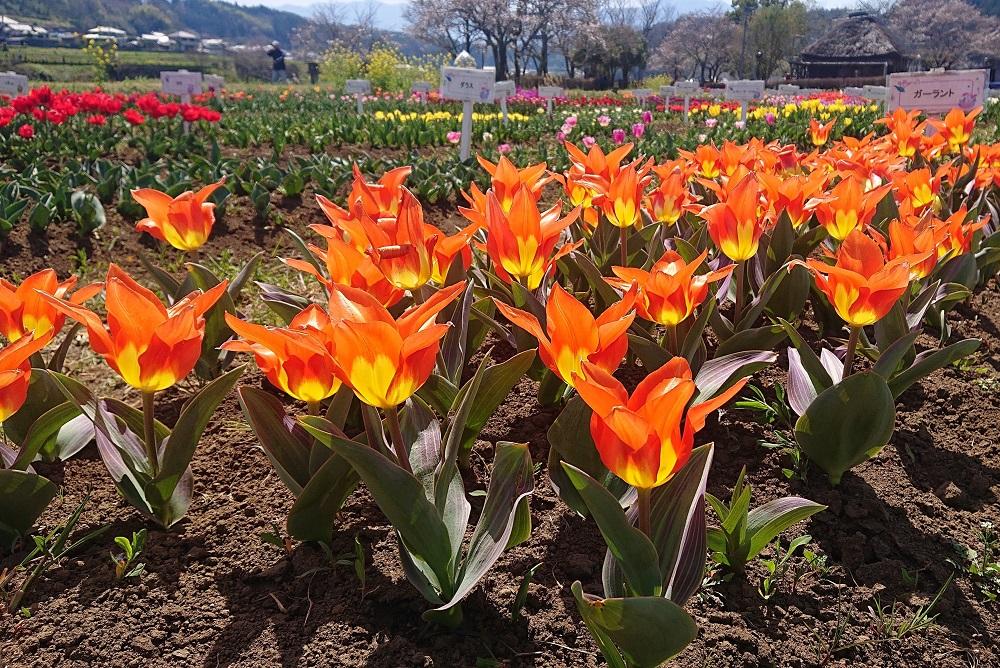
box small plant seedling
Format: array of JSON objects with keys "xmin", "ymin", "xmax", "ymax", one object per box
[
  {"xmin": 866, "ymin": 575, "xmax": 952, "ymax": 642},
  {"xmin": 511, "ymin": 563, "xmax": 542, "ymax": 621},
  {"xmin": 760, "ymin": 431, "xmax": 808, "ymax": 481},
  {"xmin": 950, "ymin": 521, "xmax": 1000, "ymax": 603},
  {"xmin": 735, "ymin": 382, "xmax": 794, "ymax": 428},
  {"xmin": 333, "ymin": 535, "xmax": 367, "ymax": 596},
  {"xmin": 759, "ymin": 534, "xmax": 812, "ymax": 600},
  {"xmin": 111, "ymin": 529, "xmax": 147, "ymax": 580},
  {"xmin": 1, "ymin": 494, "xmax": 107, "ymax": 612},
  {"xmin": 260, "ymin": 523, "xmax": 294, "ymax": 555}
]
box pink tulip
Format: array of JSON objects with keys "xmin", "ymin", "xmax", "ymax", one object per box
[
  {"xmin": 641, "ymin": 110, "xmax": 653, "ymax": 124},
  {"xmin": 598, "ymin": 115, "xmax": 611, "ymax": 127},
  {"xmin": 498, "ymin": 143, "xmax": 512, "ymax": 154},
  {"xmin": 611, "ymin": 128, "xmax": 626, "ymax": 145},
  {"xmin": 631, "ymin": 123, "xmax": 645, "ymax": 138},
  {"xmin": 583, "ymin": 135, "xmax": 596, "ymax": 148},
  {"xmin": 446, "ymin": 131, "xmax": 461, "ymax": 144}
]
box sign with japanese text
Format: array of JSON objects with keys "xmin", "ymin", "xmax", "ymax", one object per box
[
  {"xmin": 345, "ymin": 79, "xmax": 372, "ymax": 95},
  {"xmin": 411, "ymin": 81, "xmax": 432, "ymax": 94},
  {"xmin": 537, "ymin": 86, "xmax": 563, "ymax": 99},
  {"xmin": 493, "ymin": 80, "xmax": 515, "ymax": 98},
  {"xmin": 0, "ymin": 72, "xmax": 29, "ymax": 97},
  {"xmin": 440, "ymin": 67, "xmax": 495, "ymax": 102},
  {"xmin": 724, "ymin": 80, "xmax": 765, "ymax": 101},
  {"xmin": 887, "ymin": 69, "xmax": 988, "ymax": 114},
  {"xmin": 631, "ymin": 88, "xmax": 653, "ymax": 99},
  {"xmin": 674, "ymin": 80, "xmax": 699, "ymax": 93},
  {"xmin": 659, "ymin": 85, "xmax": 675, "ymax": 98},
  {"xmin": 160, "ymin": 70, "xmax": 203, "ymax": 97}
]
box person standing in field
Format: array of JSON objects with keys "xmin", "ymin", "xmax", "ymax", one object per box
[{"xmin": 267, "ymin": 41, "xmax": 287, "ymax": 83}]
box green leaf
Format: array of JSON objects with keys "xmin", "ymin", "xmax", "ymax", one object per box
[
  {"xmin": 435, "ymin": 442, "xmax": 533, "ymax": 614},
  {"xmin": 0, "ymin": 469, "xmax": 58, "ymax": 549},
  {"xmin": 13, "ymin": 402, "xmax": 89, "ymax": 470},
  {"xmin": 571, "ymin": 581, "xmax": 698, "ymax": 668},
  {"xmin": 693, "ymin": 350, "xmax": 776, "ymax": 403},
  {"xmin": 236, "ymin": 386, "xmax": 311, "ymax": 496},
  {"xmin": 287, "ymin": 448, "xmax": 359, "ymax": 545},
  {"xmin": 307, "ymin": 431, "xmax": 454, "ymax": 598},
  {"xmin": 714, "ymin": 324, "xmax": 786, "ymax": 357},
  {"xmin": 561, "ymin": 463, "xmax": 662, "ymax": 597},
  {"xmin": 547, "ymin": 396, "xmax": 632, "ymax": 516},
  {"xmin": 746, "ymin": 497, "xmax": 826, "ymax": 559},
  {"xmin": 156, "ymin": 365, "xmax": 246, "ymax": 491},
  {"xmin": 458, "ymin": 349, "xmax": 535, "ymax": 453},
  {"xmin": 872, "ymin": 332, "xmax": 919, "ymax": 380},
  {"xmin": 628, "ymin": 333, "xmax": 669, "ymax": 372},
  {"xmin": 887, "ymin": 339, "xmax": 981, "ymax": 398},
  {"xmin": 794, "ymin": 372, "xmax": 896, "ymax": 485}
]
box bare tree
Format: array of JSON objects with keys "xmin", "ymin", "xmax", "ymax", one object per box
[{"xmin": 653, "ymin": 10, "xmax": 738, "ymax": 83}]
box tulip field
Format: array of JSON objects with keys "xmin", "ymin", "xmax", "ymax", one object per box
[{"xmin": 1, "ymin": 85, "xmax": 1000, "ymax": 668}]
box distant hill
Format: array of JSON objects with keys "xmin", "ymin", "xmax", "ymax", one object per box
[{"xmin": 0, "ymin": 0, "xmax": 308, "ymax": 44}]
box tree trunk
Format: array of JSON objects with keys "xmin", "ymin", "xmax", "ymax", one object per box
[
  {"xmin": 540, "ymin": 33, "xmax": 549, "ymax": 75},
  {"xmin": 496, "ymin": 41, "xmax": 508, "ymax": 81}
]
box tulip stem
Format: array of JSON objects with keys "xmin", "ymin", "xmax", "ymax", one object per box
[
  {"xmin": 142, "ymin": 391, "xmax": 157, "ymax": 477},
  {"xmin": 733, "ymin": 261, "xmax": 746, "ymax": 325},
  {"xmin": 637, "ymin": 487, "xmax": 652, "ymax": 537},
  {"xmin": 667, "ymin": 324, "xmax": 679, "ymax": 356},
  {"xmin": 843, "ymin": 326, "xmax": 861, "ymax": 378},
  {"xmin": 385, "ymin": 404, "xmax": 413, "ymax": 474},
  {"xmin": 307, "ymin": 401, "xmax": 321, "ymax": 417},
  {"xmin": 620, "ymin": 226, "xmax": 628, "ymax": 267}
]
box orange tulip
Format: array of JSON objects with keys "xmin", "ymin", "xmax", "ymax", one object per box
[
  {"xmin": 132, "ymin": 178, "xmax": 226, "ymax": 251},
  {"xmin": 353, "ymin": 188, "xmax": 438, "ymax": 291},
  {"xmin": 483, "ymin": 188, "xmax": 581, "ymax": 290},
  {"xmin": 886, "ymin": 217, "xmax": 943, "ymax": 280},
  {"xmin": 876, "ymin": 108, "xmax": 923, "ymax": 159},
  {"xmin": 645, "ymin": 167, "xmax": 696, "ymax": 226},
  {"xmin": 809, "ymin": 118, "xmax": 835, "ymax": 147},
  {"xmin": 477, "ymin": 155, "xmax": 550, "ymax": 210},
  {"xmin": 313, "ymin": 166, "xmax": 413, "ymax": 246},
  {"xmin": 574, "ymin": 357, "xmax": 747, "ymax": 489},
  {"xmin": 429, "ymin": 221, "xmax": 478, "ymax": 285},
  {"xmin": 493, "ymin": 283, "xmax": 636, "ymax": 386},
  {"xmin": 0, "ymin": 269, "xmax": 101, "ymax": 343},
  {"xmin": 222, "ymin": 308, "xmax": 341, "ymax": 404},
  {"xmin": 798, "ymin": 230, "xmax": 922, "ymax": 328},
  {"xmin": 892, "ymin": 168, "xmax": 941, "ymax": 216},
  {"xmin": 936, "ymin": 206, "xmax": 988, "ymax": 259},
  {"xmin": 700, "ymin": 173, "xmax": 767, "ymax": 262},
  {"xmin": 814, "ymin": 177, "xmax": 891, "ymax": 241},
  {"xmin": 563, "ymin": 140, "xmax": 635, "ymax": 194},
  {"xmin": 39, "ymin": 264, "xmax": 227, "ymax": 392},
  {"xmin": 609, "ymin": 250, "xmax": 734, "ymax": 327},
  {"xmin": 0, "ymin": 335, "xmax": 51, "ymax": 423},
  {"xmin": 324, "ymin": 281, "xmax": 465, "ymax": 409},
  {"xmin": 758, "ymin": 171, "xmax": 828, "ymax": 229},
  {"xmin": 597, "ymin": 162, "xmax": 648, "ymax": 229},
  {"xmin": 283, "ymin": 230, "xmax": 403, "ymax": 307},
  {"xmin": 682, "ymin": 144, "xmax": 721, "ymax": 179},
  {"xmin": 931, "ymin": 107, "xmax": 980, "ymax": 154}
]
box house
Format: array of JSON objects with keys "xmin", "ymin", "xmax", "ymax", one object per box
[
  {"xmin": 140, "ymin": 32, "xmax": 173, "ymax": 50},
  {"xmin": 168, "ymin": 31, "xmax": 200, "ymax": 51},
  {"xmin": 794, "ymin": 12, "xmax": 908, "ymax": 80},
  {"xmin": 87, "ymin": 26, "xmax": 127, "ymax": 41},
  {"xmin": 200, "ymin": 38, "xmax": 226, "ymax": 53}
]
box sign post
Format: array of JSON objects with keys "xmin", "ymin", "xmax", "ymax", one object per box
[
  {"xmin": 411, "ymin": 81, "xmax": 432, "ymax": 105},
  {"xmin": 345, "ymin": 79, "xmax": 371, "ymax": 114},
  {"xmin": 725, "ymin": 79, "xmax": 765, "ymax": 122},
  {"xmin": 0, "ymin": 71, "xmax": 29, "ymax": 98},
  {"xmin": 494, "ymin": 80, "xmax": 515, "ymax": 123},
  {"xmin": 886, "ymin": 69, "xmax": 987, "ymax": 114},
  {"xmin": 777, "ymin": 83, "xmax": 800, "ymax": 96},
  {"xmin": 673, "ymin": 80, "xmax": 699, "ymax": 123},
  {"xmin": 537, "ymin": 86, "xmax": 563, "ymax": 115},
  {"xmin": 161, "ymin": 69, "xmax": 203, "ymax": 134},
  {"xmin": 440, "ymin": 65, "xmax": 496, "ymax": 160},
  {"xmin": 631, "ymin": 88, "xmax": 653, "ymax": 108}
]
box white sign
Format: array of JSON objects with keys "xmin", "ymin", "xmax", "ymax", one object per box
[
  {"xmin": 345, "ymin": 79, "xmax": 371, "ymax": 94},
  {"xmin": 160, "ymin": 70, "xmax": 203, "ymax": 97},
  {"xmin": 674, "ymin": 80, "xmax": 699, "ymax": 93},
  {"xmin": 493, "ymin": 80, "xmax": 515, "ymax": 98},
  {"xmin": 777, "ymin": 84, "xmax": 800, "ymax": 95},
  {"xmin": 440, "ymin": 67, "xmax": 495, "ymax": 102},
  {"xmin": 411, "ymin": 81, "xmax": 432, "ymax": 94},
  {"xmin": 659, "ymin": 85, "xmax": 675, "ymax": 98},
  {"xmin": 724, "ymin": 80, "xmax": 765, "ymax": 101},
  {"xmin": 631, "ymin": 88, "xmax": 653, "ymax": 99},
  {"xmin": 0, "ymin": 71, "xmax": 29, "ymax": 97},
  {"xmin": 843, "ymin": 86, "xmax": 866, "ymax": 97},
  {"xmin": 203, "ymin": 75, "xmax": 224, "ymax": 92},
  {"xmin": 863, "ymin": 85, "xmax": 887, "ymax": 99},
  {"xmin": 887, "ymin": 69, "xmax": 988, "ymax": 114},
  {"xmin": 537, "ymin": 86, "xmax": 563, "ymax": 99}
]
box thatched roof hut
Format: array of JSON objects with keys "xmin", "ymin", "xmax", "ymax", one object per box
[{"xmin": 797, "ymin": 12, "xmax": 908, "ymax": 79}]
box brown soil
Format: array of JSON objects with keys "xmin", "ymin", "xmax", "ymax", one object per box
[{"xmin": 1, "ymin": 183, "xmax": 999, "ymax": 668}]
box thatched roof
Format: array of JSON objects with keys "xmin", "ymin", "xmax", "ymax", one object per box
[{"xmin": 801, "ymin": 13, "xmax": 906, "ymax": 60}]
